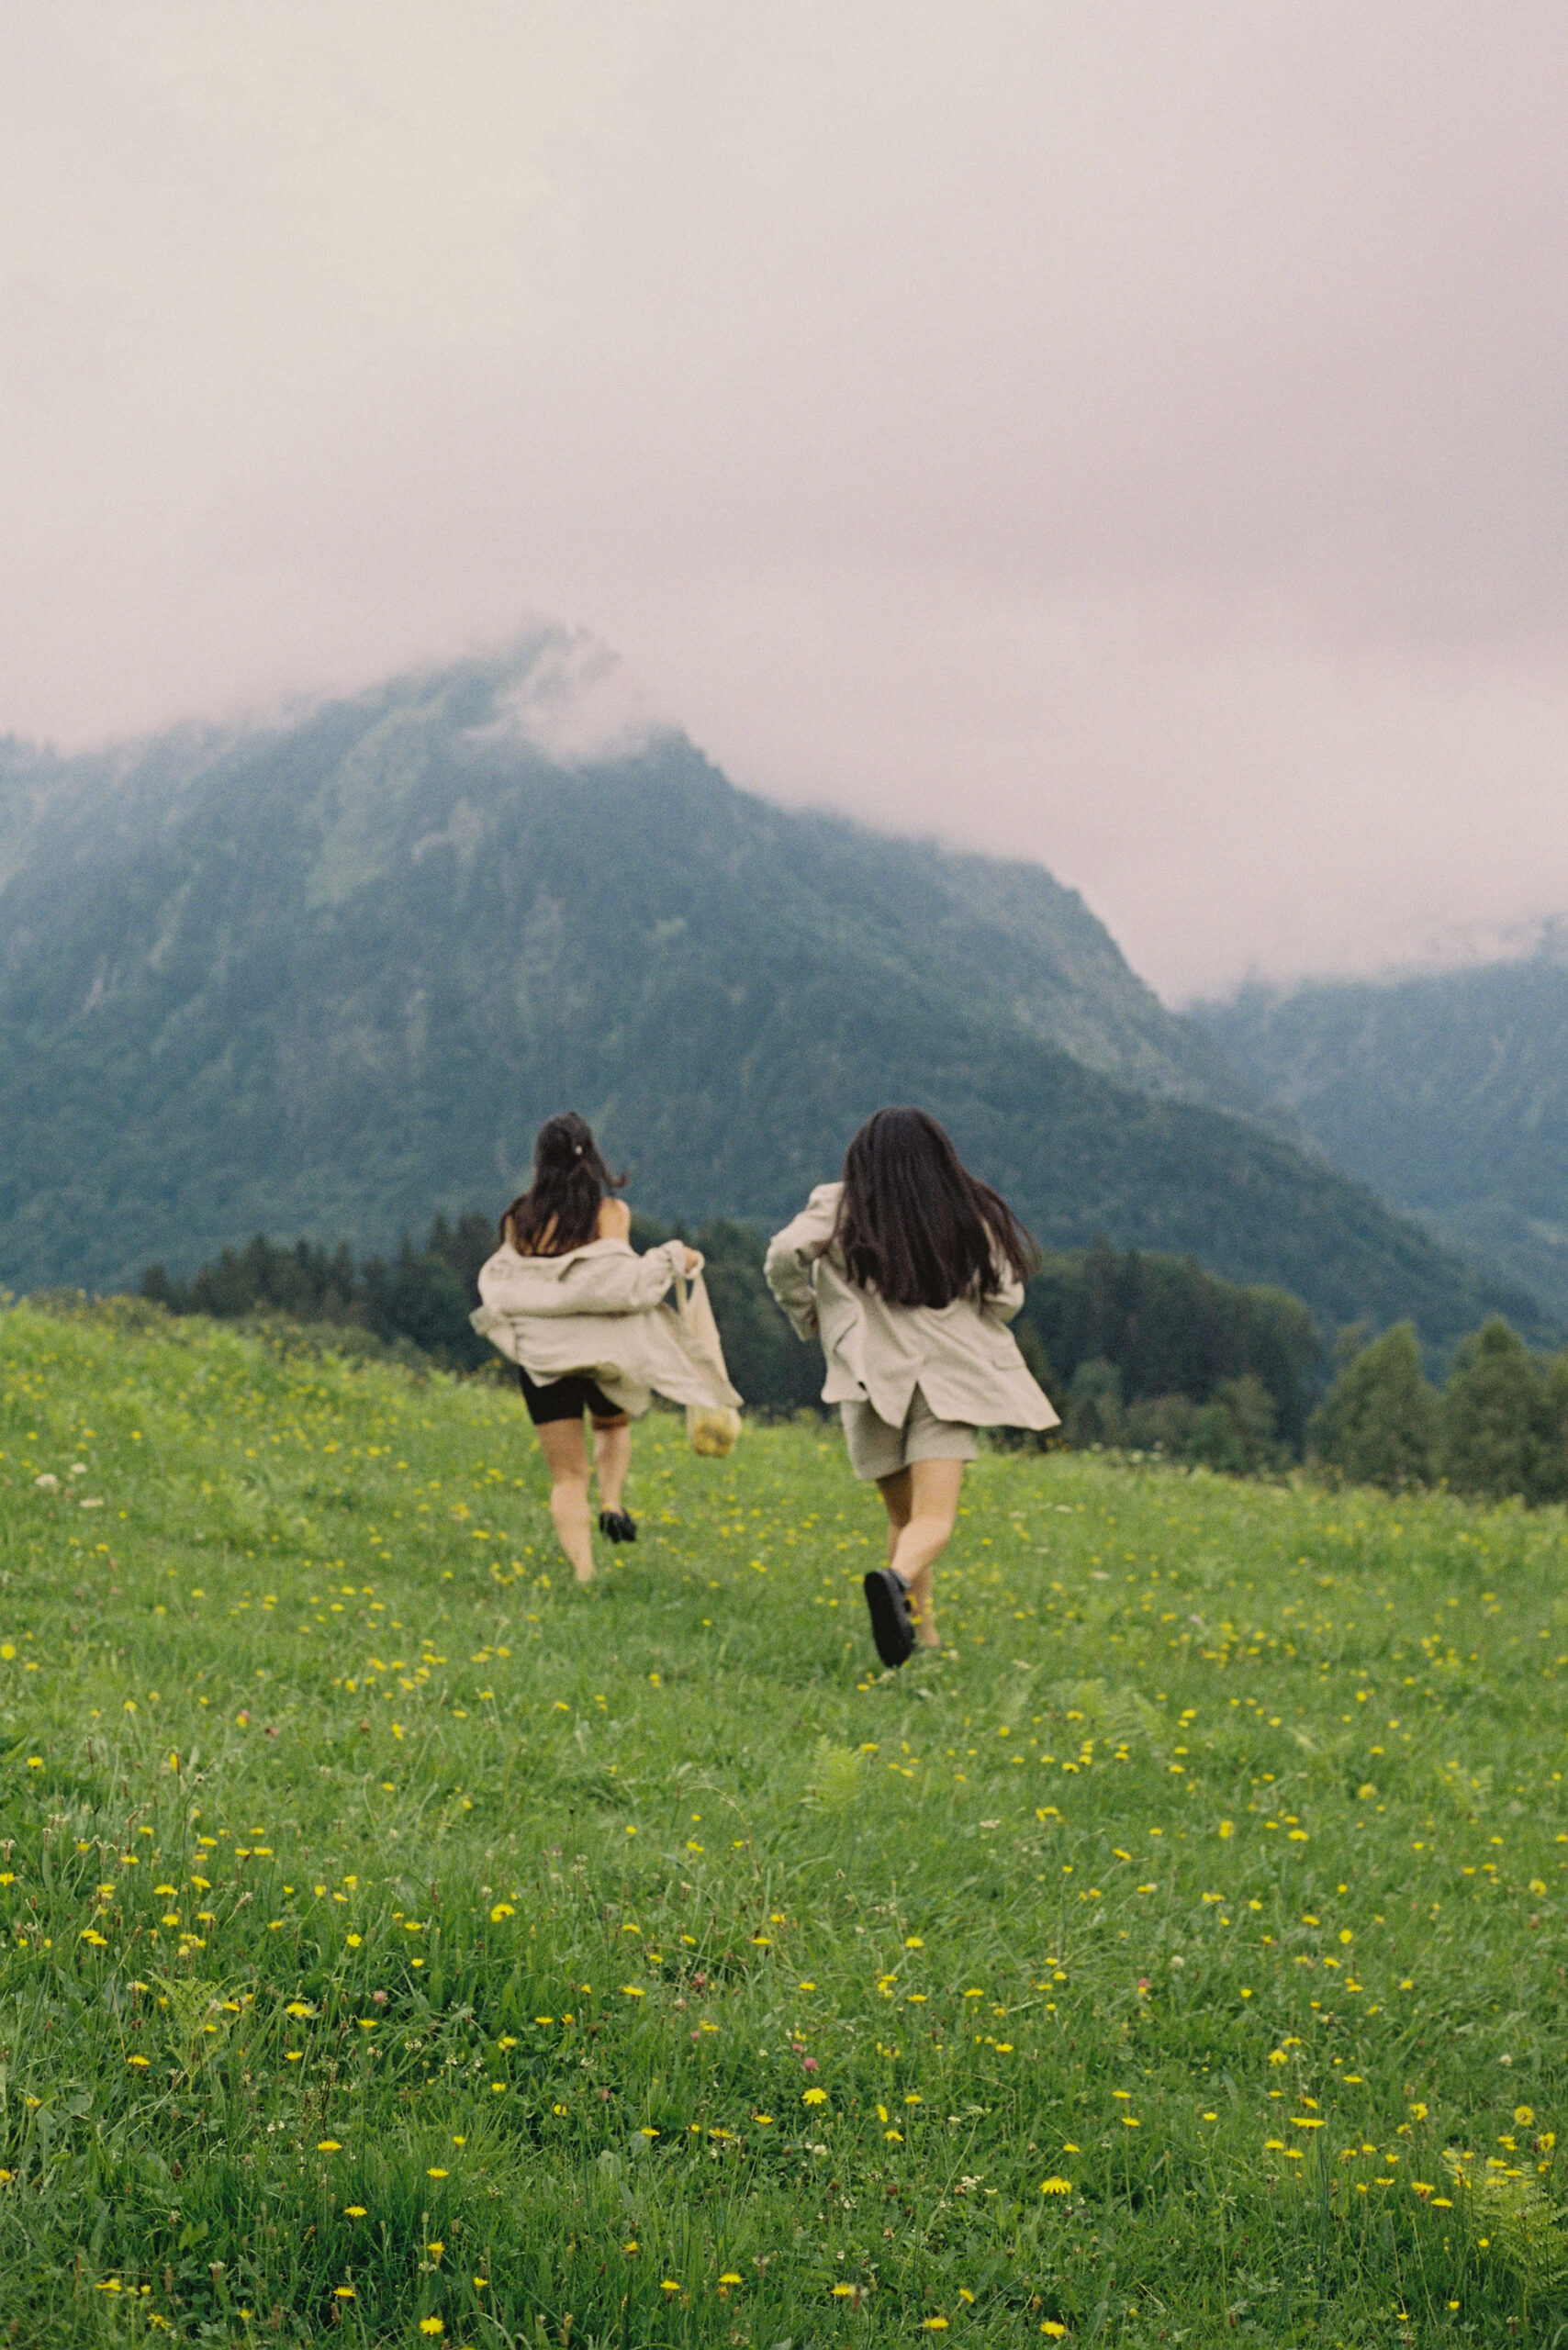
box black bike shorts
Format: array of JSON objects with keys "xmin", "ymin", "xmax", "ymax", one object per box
[{"xmin": 517, "ymin": 1366, "xmax": 627, "ymax": 1427}]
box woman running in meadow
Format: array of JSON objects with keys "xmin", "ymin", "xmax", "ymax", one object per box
[
  {"xmin": 765, "ymin": 1106, "xmax": 1058, "ymax": 1667},
  {"xmin": 472, "ymin": 1113, "xmax": 741, "ymax": 1584}
]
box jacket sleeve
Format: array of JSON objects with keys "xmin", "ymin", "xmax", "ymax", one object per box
[
  {"xmin": 476, "ymin": 1239, "xmax": 693, "ymax": 1319},
  {"xmin": 554, "ymin": 1239, "xmax": 693, "ymax": 1316},
  {"xmin": 981, "ymin": 1270, "xmax": 1026, "ymax": 1326},
  {"xmin": 975, "ymin": 1225, "xmax": 1027, "ymax": 1326},
  {"xmin": 764, "ymin": 1184, "xmax": 841, "ymax": 1339}
]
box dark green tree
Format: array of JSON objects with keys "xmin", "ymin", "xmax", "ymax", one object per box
[
  {"xmin": 1062, "ymin": 1358, "xmax": 1126, "ymax": 1449},
  {"xmin": 1023, "ymin": 1239, "xmax": 1320, "ymax": 1450},
  {"xmin": 1185, "ymin": 1373, "xmax": 1283, "ymax": 1475},
  {"xmin": 1307, "ymin": 1321, "xmax": 1439, "ymax": 1492},
  {"xmin": 1439, "ymin": 1319, "xmax": 1565, "ymax": 1504}
]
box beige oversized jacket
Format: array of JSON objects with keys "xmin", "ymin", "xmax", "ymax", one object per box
[
  {"xmin": 471, "ymin": 1238, "xmax": 743, "ymax": 1418},
  {"xmin": 764, "ymin": 1181, "xmax": 1059, "ymax": 1434}
]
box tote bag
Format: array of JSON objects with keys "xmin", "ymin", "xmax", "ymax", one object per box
[{"xmin": 671, "ymin": 1270, "xmax": 744, "ymax": 1457}]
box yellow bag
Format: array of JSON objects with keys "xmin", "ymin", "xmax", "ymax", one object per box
[{"xmin": 671, "ymin": 1270, "xmax": 744, "ymax": 1458}]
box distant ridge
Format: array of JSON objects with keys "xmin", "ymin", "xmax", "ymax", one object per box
[
  {"xmin": 1194, "ymin": 951, "xmax": 1568, "ymax": 1318},
  {"xmin": 0, "ymin": 632, "xmax": 1548, "ymax": 1354}
]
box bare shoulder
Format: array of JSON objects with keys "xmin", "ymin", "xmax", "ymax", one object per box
[{"xmin": 596, "ymin": 1195, "xmax": 632, "ymax": 1241}]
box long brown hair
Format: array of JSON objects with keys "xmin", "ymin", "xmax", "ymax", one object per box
[
  {"xmin": 501, "ymin": 1113, "xmax": 625, "ymax": 1256},
  {"xmin": 832, "ymin": 1106, "xmax": 1036, "ymax": 1308}
]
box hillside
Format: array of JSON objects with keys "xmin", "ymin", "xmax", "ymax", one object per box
[
  {"xmin": 1195, "ymin": 951, "xmax": 1568, "ymax": 1316},
  {"xmin": 0, "ymin": 635, "xmax": 1547, "ymax": 1353},
  {"xmin": 6, "ymin": 1295, "xmax": 1568, "ymax": 2338}
]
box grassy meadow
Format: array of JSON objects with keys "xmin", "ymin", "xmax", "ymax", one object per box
[{"xmin": 4, "ymin": 1299, "xmax": 1568, "ymax": 2346}]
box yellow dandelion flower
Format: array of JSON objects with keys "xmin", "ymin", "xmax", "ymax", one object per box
[{"xmin": 1040, "ymin": 2176, "xmax": 1072, "ymax": 2195}]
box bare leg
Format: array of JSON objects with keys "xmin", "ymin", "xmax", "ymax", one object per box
[
  {"xmin": 536, "ymin": 1417, "xmax": 596, "ymax": 1583},
  {"xmin": 592, "ymin": 1416, "xmax": 632, "ymax": 1516},
  {"xmin": 879, "ymin": 1467, "xmax": 913, "ymax": 1567},
  {"xmin": 876, "ymin": 1458, "xmax": 964, "ymax": 1648}
]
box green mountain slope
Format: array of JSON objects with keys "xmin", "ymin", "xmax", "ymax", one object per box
[
  {"xmin": 1194, "ymin": 954, "xmax": 1568, "ymax": 1316},
  {"xmin": 0, "ymin": 639, "xmax": 1545, "ymax": 1353}
]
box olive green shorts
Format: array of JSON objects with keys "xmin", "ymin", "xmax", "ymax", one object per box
[{"xmin": 840, "ymin": 1384, "xmax": 980, "ymax": 1483}]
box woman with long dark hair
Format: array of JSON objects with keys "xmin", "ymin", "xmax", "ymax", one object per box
[
  {"xmin": 766, "ymin": 1107, "xmax": 1058, "ymax": 1666},
  {"xmin": 472, "ymin": 1112, "xmax": 741, "ymax": 1584}
]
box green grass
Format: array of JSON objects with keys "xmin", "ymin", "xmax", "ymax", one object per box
[{"xmin": 5, "ymin": 1298, "xmax": 1568, "ymax": 2347}]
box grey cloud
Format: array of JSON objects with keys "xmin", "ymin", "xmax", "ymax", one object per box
[{"xmin": 2, "ymin": 1, "xmax": 1566, "ymax": 995}]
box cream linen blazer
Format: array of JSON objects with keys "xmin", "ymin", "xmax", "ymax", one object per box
[
  {"xmin": 471, "ymin": 1237, "xmax": 743, "ymax": 1418},
  {"xmin": 764, "ymin": 1181, "xmax": 1059, "ymax": 1433}
]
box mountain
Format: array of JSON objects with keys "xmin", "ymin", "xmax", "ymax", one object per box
[
  {"xmin": 0, "ymin": 635, "xmax": 1548, "ymax": 1354},
  {"xmin": 1193, "ymin": 951, "xmax": 1568, "ymax": 1318}
]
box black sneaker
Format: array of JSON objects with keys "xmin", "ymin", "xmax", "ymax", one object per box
[
  {"xmin": 599, "ymin": 1510, "xmax": 638, "ymax": 1544},
  {"xmin": 862, "ymin": 1568, "xmax": 915, "ymax": 1669}
]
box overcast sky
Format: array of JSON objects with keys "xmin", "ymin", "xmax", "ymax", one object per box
[{"xmin": 3, "ymin": 3, "xmax": 1565, "ymax": 999}]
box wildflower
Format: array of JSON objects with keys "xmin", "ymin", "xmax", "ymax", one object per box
[
  {"xmin": 719, "ymin": 2273, "xmax": 743, "ymax": 2286},
  {"xmin": 128, "ymin": 2055, "xmax": 150, "ymax": 2068},
  {"xmin": 1042, "ymin": 2325, "xmax": 1069, "ymax": 2338},
  {"xmin": 427, "ymin": 2167, "xmax": 448, "ymax": 2177},
  {"xmin": 345, "ymin": 2206, "xmax": 367, "ymax": 2219},
  {"xmin": 1515, "ymin": 2105, "xmax": 1536, "ymax": 2127},
  {"xmin": 318, "ymin": 2140, "xmax": 342, "ymax": 2152},
  {"xmin": 832, "ymin": 2285, "xmax": 857, "ymax": 2298},
  {"xmin": 1218, "ymin": 1820, "xmax": 1234, "ymax": 1839},
  {"xmin": 922, "ymin": 2321, "xmax": 949, "ymax": 2331},
  {"xmin": 419, "ymin": 2323, "xmax": 443, "ymax": 2338},
  {"xmin": 802, "ymin": 2087, "xmax": 827, "ymax": 2106},
  {"xmin": 1040, "ymin": 2176, "xmax": 1072, "ymax": 2194},
  {"xmin": 489, "ymin": 1904, "xmax": 514, "ymax": 1922},
  {"xmin": 661, "ymin": 2280, "xmax": 680, "ymax": 2294},
  {"xmin": 335, "ymin": 2286, "xmax": 355, "ymax": 2300}
]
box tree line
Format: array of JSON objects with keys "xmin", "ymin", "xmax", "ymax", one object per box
[
  {"xmin": 1307, "ymin": 1318, "xmax": 1568, "ymax": 1504},
  {"xmin": 137, "ymin": 1217, "xmax": 1568, "ymax": 1503},
  {"xmin": 138, "ymin": 1220, "xmax": 1320, "ymax": 1448}
]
